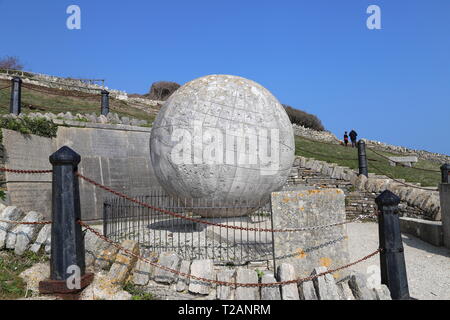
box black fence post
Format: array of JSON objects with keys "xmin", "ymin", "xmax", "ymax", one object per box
[
  {"xmin": 101, "ymin": 90, "xmax": 110, "ymax": 116},
  {"xmin": 375, "ymin": 190, "xmax": 410, "ymax": 300},
  {"xmin": 10, "ymin": 77, "xmax": 22, "ymax": 115},
  {"xmin": 39, "ymin": 146, "xmax": 93, "ymax": 296},
  {"xmin": 441, "ymin": 164, "xmax": 450, "ymax": 183},
  {"xmin": 358, "ymin": 140, "xmax": 369, "ymax": 177}
]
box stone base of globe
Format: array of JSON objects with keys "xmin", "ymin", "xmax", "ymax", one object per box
[{"xmin": 169, "ymin": 193, "xmax": 270, "ymax": 218}]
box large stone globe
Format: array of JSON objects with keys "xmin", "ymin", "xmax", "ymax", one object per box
[{"xmin": 150, "ymin": 75, "xmax": 295, "ymax": 217}]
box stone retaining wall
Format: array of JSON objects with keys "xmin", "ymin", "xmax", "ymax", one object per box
[
  {"xmin": 293, "ymin": 156, "xmax": 441, "ymax": 221},
  {"xmin": 292, "ymin": 124, "xmax": 340, "ymax": 143},
  {"xmin": 2, "ymin": 123, "xmax": 161, "ymax": 220},
  {"xmin": 0, "ymin": 71, "xmax": 128, "ymax": 100}
]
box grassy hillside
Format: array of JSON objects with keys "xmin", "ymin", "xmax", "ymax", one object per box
[
  {"xmin": 295, "ymin": 136, "xmax": 441, "ymax": 187},
  {"xmin": 0, "ymin": 79, "xmax": 442, "ymax": 187},
  {"xmin": 0, "ymin": 79, "xmax": 156, "ymax": 123}
]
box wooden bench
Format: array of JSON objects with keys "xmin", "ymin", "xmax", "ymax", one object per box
[{"xmin": 388, "ymin": 156, "xmax": 418, "ymax": 167}]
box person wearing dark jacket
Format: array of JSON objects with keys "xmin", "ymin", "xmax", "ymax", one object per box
[
  {"xmin": 344, "ymin": 132, "xmax": 349, "ymax": 147},
  {"xmin": 349, "ymin": 130, "xmax": 358, "ymax": 147}
]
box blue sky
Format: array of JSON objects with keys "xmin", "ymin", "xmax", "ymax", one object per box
[{"xmin": 1, "ymin": 0, "xmax": 449, "ymax": 155}]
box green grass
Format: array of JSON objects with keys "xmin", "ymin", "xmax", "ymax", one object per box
[
  {"xmin": 123, "ymin": 283, "xmax": 157, "ymax": 300},
  {"xmin": 295, "ymin": 136, "xmax": 441, "ymax": 187},
  {"xmin": 0, "ymin": 250, "xmax": 49, "ymax": 300},
  {"xmin": 0, "ymin": 79, "xmax": 155, "ymax": 125}
]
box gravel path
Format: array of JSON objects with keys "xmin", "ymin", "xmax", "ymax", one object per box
[{"xmin": 347, "ymin": 222, "xmax": 450, "ymax": 300}]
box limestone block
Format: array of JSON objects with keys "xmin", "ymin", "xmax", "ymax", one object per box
[
  {"xmin": 299, "ymin": 281, "xmax": 318, "ymax": 300},
  {"xmin": 277, "ymin": 263, "xmax": 299, "ymax": 300},
  {"xmin": 132, "ymin": 251, "xmax": 155, "ymax": 287},
  {"xmin": 97, "ymin": 115, "xmax": 108, "ymax": 124},
  {"xmin": 80, "ymin": 272, "xmax": 132, "ymax": 300},
  {"xmin": 321, "ymin": 163, "xmax": 330, "ymax": 175},
  {"xmin": 405, "ymin": 188, "xmax": 422, "ymax": 206},
  {"xmin": 260, "ymin": 272, "xmax": 281, "ymax": 300},
  {"xmin": 216, "ymin": 269, "xmax": 235, "ymax": 300},
  {"xmin": 337, "ymin": 281, "xmax": 355, "ymax": 300},
  {"xmin": 30, "ymin": 224, "xmax": 51, "ymax": 253},
  {"xmin": 305, "ymin": 160, "xmax": 315, "ymax": 170},
  {"xmin": 153, "ymin": 252, "xmax": 181, "ymax": 284},
  {"xmin": 176, "ymin": 260, "xmax": 191, "ymax": 292},
  {"xmin": 19, "ymin": 263, "xmax": 50, "ymax": 295},
  {"xmin": 95, "ymin": 245, "xmax": 120, "ymax": 270},
  {"xmin": 299, "ymin": 157, "xmax": 307, "ymax": 168},
  {"xmin": 107, "ymin": 240, "xmax": 139, "ymax": 285},
  {"xmin": 312, "ymin": 267, "xmax": 340, "ymax": 300},
  {"xmin": 0, "ymin": 206, "xmax": 24, "ymax": 248},
  {"xmin": 373, "ymin": 285, "xmax": 392, "ymax": 300},
  {"xmin": 0, "ymin": 203, "xmax": 6, "ymax": 215},
  {"xmin": 348, "ymin": 272, "xmax": 376, "ymax": 300},
  {"xmin": 13, "ymin": 211, "xmax": 45, "ymax": 255},
  {"xmin": 355, "ymin": 175, "xmax": 368, "ymax": 191},
  {"xmin": 235, "ymin": 268, "xmax": 259, "ymax": 300},
  {"xmin": 188, "ymin": 259, "xmax": 214, "ymax": 295}
]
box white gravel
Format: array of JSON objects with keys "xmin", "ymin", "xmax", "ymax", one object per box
[{"xmin": 347, "ymin": 222, "xmax": 450, "ymax": 300}]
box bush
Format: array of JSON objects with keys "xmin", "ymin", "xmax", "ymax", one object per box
[
  {"xmin": 0, "ymin": 56, "xmax": 24, "ymax": 71},
  {"xmin": 283, "ymin": 105, "xmax": 325, "ymax": 131},
  {"xmin": 147, "ymin": 81, "xmax": 180, "ymax": 101},
  {"xmin": 0, "ymin": 116, "xmax": 58, "ymax": 141}
]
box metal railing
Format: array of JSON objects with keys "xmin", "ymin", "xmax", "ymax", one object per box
[{"xmin": 103, "ymin": 189, "xmax": 275, "ymax": 264}]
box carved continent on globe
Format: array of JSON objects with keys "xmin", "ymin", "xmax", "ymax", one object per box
[{"xmin": 150, "ymin": 74, "xmax": 295, "ymax": 217}]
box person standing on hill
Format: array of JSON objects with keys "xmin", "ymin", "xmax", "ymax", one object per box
[
  {"xmin": 344, "ymin": 132, "xmax": 349, "ymax": 147},
  {"xmin": 349, "ymin": 130, "xmax": 358, "ymax": 147}
]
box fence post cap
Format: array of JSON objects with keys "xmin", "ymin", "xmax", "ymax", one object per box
[
  {"xmin": 375, "ymin": 190, "xmax": 400, "ymax": 207},
  {"xmin": 49, "ymin": 146, "xmax": 81, "ymax": 165},
  {"xmin": 11, "ymin": 76, "xmax": 22, "ymax": 83},
  {"xmin": 101, "ymin": 90, "xmax": 109, "ymax": 95},
  {"xmin": 441, "ymin": 164, "xmax": 450, "ymax": 170}
]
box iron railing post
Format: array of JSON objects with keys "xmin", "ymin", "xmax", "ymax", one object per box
[
  {"xmin": 441, "ymin": 164, "xmax": 450, "ymax": 184},
  {"xmin": 39, "ymin": 146, "xmax": 93, "ymax": 296},
  {"xmin": 439, "ymin": 173, "xmax": 450, "ymax": 248},
  {"xmin": 375, "ymin": 190, "xmax": 410, "ymax": 300},
  {"xmin": 10, "ymin": 77, "xmax": 22, "ymax": 115},
  {"xmin": 101, "ymin": 90, "xmax": 110, "ymax": 116},
  {"xmin": 358, "ymin": 140, "xmax": 369, "ymax": 177}
]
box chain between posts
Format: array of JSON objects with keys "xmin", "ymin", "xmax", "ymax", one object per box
[
  {"xmin": 0, "ymin": 167, "xmax": 53, "ymax": 174},
  {"xmin": 0, "ymin": 219, "xmax": 51, "ymax": 225},
  {"xmin": 78, "ymin": 220, "xmax": 380, "ymax": 288},
  {"xmin": 76, "ymin": 172, "xmax": 375, "ymax": 233}
]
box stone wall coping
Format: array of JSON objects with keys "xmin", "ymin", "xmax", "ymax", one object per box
[{"xmin": 53, "ymin": 119, "xmax": 152, "ymax": 133}]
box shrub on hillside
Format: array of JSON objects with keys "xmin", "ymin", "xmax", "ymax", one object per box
[
  {"xmin": 147, "ymin": 81, "xmax": 181, "ymax": 101},
  {"xmin": 0, "ymin": 56, "xmax": 24, "ymax": 70},
  {"xmin": 283, "ymin": 104, "xmax": 325, "ymax": 131}
]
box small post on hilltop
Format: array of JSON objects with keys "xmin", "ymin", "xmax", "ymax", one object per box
[
  {"xmin": 101, "ymin": 90, "xmax": 110, "ymax": 116},
  {"xmin": 439, "ymin": 164, "xmax": 450, "ymax": 249},
  {"xmin": 357, "ymin": 140, "xmax": 369, "ymax": 177},
  {"xmin": 376, "ymin": 190, "xmax": 410, "ymax": 300},
  {"xmin": 39, "ymin": 146, "xmax": 93, "ymax": 298},
  {"xmin": 10, "ymin": 77, "xmax": 22, "ymax": 115}
]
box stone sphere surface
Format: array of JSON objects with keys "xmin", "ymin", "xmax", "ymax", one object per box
[{"xmin": 150, "ymin": 74, "xmax": 295, "ymax": 217}]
